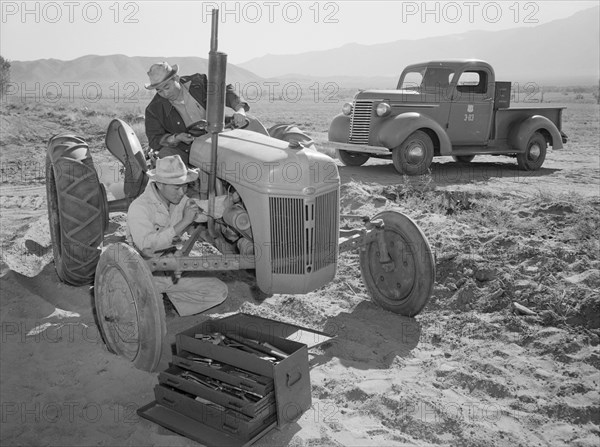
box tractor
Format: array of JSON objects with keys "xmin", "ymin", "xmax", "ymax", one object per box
[{"xmin": 44, "ymin": 10, "xmax": 436, "ymax": 372}]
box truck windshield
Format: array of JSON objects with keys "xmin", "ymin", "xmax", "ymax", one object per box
[
  {"xmin": 398, "ymin": 70, "xmax": 424, "ymax": 90},
  {"xmin": 399, "ymin": 67, "xmax": 455, "ymax": 93}
]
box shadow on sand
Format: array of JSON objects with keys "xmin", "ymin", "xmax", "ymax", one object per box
[
  {"xmin": 339, "ymin": 158, "xmax": 560, "ymax": 187},
  {"xmin": 310, "ymin": 300, "xmax": 421, "ymax": 371}
]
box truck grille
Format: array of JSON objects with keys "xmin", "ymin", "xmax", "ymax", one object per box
[
  {"xmin": 349, "ymin": 100, "xmax": 373, "ymax": 144},
  {"xmin": 269, "ymin": 190, "xmax": 338, "ymax": 275}
]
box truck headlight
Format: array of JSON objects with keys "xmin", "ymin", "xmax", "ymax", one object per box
[
  {"xmin": 342, "ymin": 102, "xmax": 353, "ymax": 116},
  {"xmin": 376, "ymin": 102, "xmax": 391, "ymax": 117}
]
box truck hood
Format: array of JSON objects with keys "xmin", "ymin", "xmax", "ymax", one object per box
[
  {"xmin": 355, "ymin": 89, "xmax": 420, "ymax": 99},
  {"xmin": 354, "ymin": 89, "xmax": 439, "ymax": 104}
]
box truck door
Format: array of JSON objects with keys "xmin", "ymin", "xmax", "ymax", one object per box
[{"xmin": 446, "ymin": 69, "xmax": 494, "ymax": 145}]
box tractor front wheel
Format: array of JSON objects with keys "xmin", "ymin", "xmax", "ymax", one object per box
[
  {"xmin": 46, "ymin": 135, "xmax": 107, "ymax": 285},
  {"xmin": 94, "ymin": 243, "xmax": 166, "ymax": 372},
  {"xmin": 359, "ymin": 211, "xmax": 435, "ymax": 316}
]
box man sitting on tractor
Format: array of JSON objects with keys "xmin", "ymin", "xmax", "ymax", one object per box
[
  {"xmin": 126, "ymin": 154, "xmax": 228, "ymax": 316},
  {"xmin": 144, "ymin": 62, "xmax": 249, "ymax": 165}
]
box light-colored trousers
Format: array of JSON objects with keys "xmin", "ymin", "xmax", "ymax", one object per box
[{"xmin": 152, "ymin": 274, "xmax": 228, "ymax": 316}]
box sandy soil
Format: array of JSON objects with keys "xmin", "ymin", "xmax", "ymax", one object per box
[{"xmin": 1, "ymin": 101, "xmax": 599, "ymax": 446}]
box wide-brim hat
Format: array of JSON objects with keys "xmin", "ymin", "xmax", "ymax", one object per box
[
  {"xmin": 147, "ymin": 155, "xmax": 198, "ymax": 184},
  {"xmin": 145, "ymin": 62, "xmax": 179, "ymax": 90}
]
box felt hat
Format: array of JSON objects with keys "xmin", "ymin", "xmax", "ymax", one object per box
[
  {"xmin": 145, "ymin": 62, "xmax": 179, "ymax": 89},
  {"xmin": 147, "ymin": 155, "xmax": 198, "ymax": 184}
]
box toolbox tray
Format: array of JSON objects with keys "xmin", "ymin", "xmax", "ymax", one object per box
[
  {"xmin": 218, "ymin": 313, "xmax": 334, "ymax": 349},
  {"xmin": 173, "ymin": 350, "xmax": 274, "ymax": 397},
  {"xmin": 159, "ymin": 365, "xmax": 275, "ymax": 418},
  {"xmin": 138, "ymin": 401, "xmax": 277, "ymax": 447},
  {"xmin": 154, "ymin": 384, "xmax": 276, "ymax": 441}
]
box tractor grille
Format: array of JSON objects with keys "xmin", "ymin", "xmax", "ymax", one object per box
[
  {"xmin": 269, "ymin": 190, "xmax": 338, "ymax": 275},
  {"xmin": 314, "ymin": 190, "xmax": 339, "ymax": 271},
  {"xmin": 349, "ymin": 100, "xmax": 373, "ymax": 144}
]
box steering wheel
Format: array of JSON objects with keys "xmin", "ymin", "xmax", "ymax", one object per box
[
  {"xmin": 186, "ymin": 120, "xmax": 208, "ymax": 137},
  {"xmin": 224, "ymin": 115, "xmax": 250, "ymax": 130},
  {"xmin": 186, "ymin": 116, "xmax": 250, "ymax": 136}
]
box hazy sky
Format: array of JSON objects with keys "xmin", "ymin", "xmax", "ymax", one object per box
[{"xmin": 1, "ymin": 1, "xmax": 597, "ymax": 63}]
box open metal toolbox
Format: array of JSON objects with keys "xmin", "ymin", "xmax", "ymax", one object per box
[{"xmin": 138, "ymin": 313, "xmax": 333, "ymax": 446}]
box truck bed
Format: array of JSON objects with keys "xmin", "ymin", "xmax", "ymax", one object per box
[{"xmin": 494, "ymin": 107, "xmax": 564, "ymax": 140}]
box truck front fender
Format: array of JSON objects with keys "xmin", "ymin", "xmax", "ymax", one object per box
[
  {"xmin": 378, "ymin": 112, "xmax": 452, "ymax": 155},
  {"xmin": 328, "ymin": 113, "xmax": 351, "ymax": 143},
  {"xmin": 508, "ymin": 115, "xmax": 564, "ymax": 151}
]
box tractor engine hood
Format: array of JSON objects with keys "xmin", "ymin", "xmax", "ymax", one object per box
[{"xmin": 189, "ymin": 129, "xmax": 339, "ymax": 195}]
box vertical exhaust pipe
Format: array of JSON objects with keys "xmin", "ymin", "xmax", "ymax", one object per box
[{"xmin": 206, "ymin": 8, "xmax": 227, "ymax": 236}]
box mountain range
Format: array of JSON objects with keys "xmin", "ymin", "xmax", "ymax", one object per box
[
  {"xmin": 9, "ymin": 55, "xmax": 261, "ymax": 87},
  {"xmin": 240, "ymin": 6, "xmax": 599, "ymax": 84},
  {"xmin": 7, "ymin": 6, "xmax": 599, "ymax": 89}
]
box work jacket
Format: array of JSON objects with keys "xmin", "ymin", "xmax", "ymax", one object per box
[{"xmin": 145, "ymin": 73, "xmax": 249, "ymax": 152}]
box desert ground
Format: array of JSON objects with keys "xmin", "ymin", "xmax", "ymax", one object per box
[{"xmin": 0, "ymin": 90, "xmax": 599, "ymax": 446}]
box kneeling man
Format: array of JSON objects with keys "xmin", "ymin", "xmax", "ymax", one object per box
[{"xmin": 126, "ymin": 155, "xmax": 227, "ymax": 316}]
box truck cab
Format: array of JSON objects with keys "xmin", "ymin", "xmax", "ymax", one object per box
[
  {"xmin": 329, "ymin": 59, "xmax": 567, "ymax": 175},
  {"xmin": 395, "ymin": 61, "xmax": 496, "ymax": 145}
]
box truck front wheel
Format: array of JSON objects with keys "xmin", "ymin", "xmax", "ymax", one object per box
[
  {"xmin": 517, "ymin": 132, "xmax": 546, "ymax": 171},
  {"xmin": 337, "ymin": 150, "xmax": 370, "ymax": 166},
  {"xmin": 393, "ymin": 131, "xmax": 433, "ymax": 175}
]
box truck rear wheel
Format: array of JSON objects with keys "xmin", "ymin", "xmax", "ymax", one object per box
[
  {"xmin": 517, "ymin": 132, "xmax": 546, "ymax": 171},
  {"xmin": 94, "ymin": 243, "xmax": 166, "ymax": 372},
  {"xmin": 452, "ymin": 155, "xmax": 475, "ymax": 163},
  {"xmin": 337, "ymin": 150, "xmax": 370, "ymax": 166},
  {"xmin": 46, "ymin": 135, "xmax": 107, "ymax": 286},
  {"xmin": 360, "ymin": 211, "xmax": 435, "ymax": 316},
  {"xmin": 393, "ymin": 131, "xmax": 433, "ymax": 175}
]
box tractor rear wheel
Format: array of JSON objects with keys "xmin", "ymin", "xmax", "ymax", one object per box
[
  {"xmin": 337, "ymin": 150, "xmax": 370, "ymax": 166},
  {"xmin": 94, "ymin": 243, "xmax": 166, "ymax": 372},
  {"xmin": 360, "ymin": 210, "xmax": 435, "ymax": 316},
  {"xmin": 46, "ymin": 135, "xmax": 107, "ymax": 285},
  {"xmin": 392, "ymin": 130, "xmax": 434, "ymax": 175}
]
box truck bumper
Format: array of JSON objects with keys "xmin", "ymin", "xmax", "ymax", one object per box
[{"xmin": 327, "ymin": 141, "xmax": 390, "ymax": 156}]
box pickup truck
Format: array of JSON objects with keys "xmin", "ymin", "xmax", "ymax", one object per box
[{"xmin": 328, "ymin": 60, "xmax": 568, "ymax": 175}]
